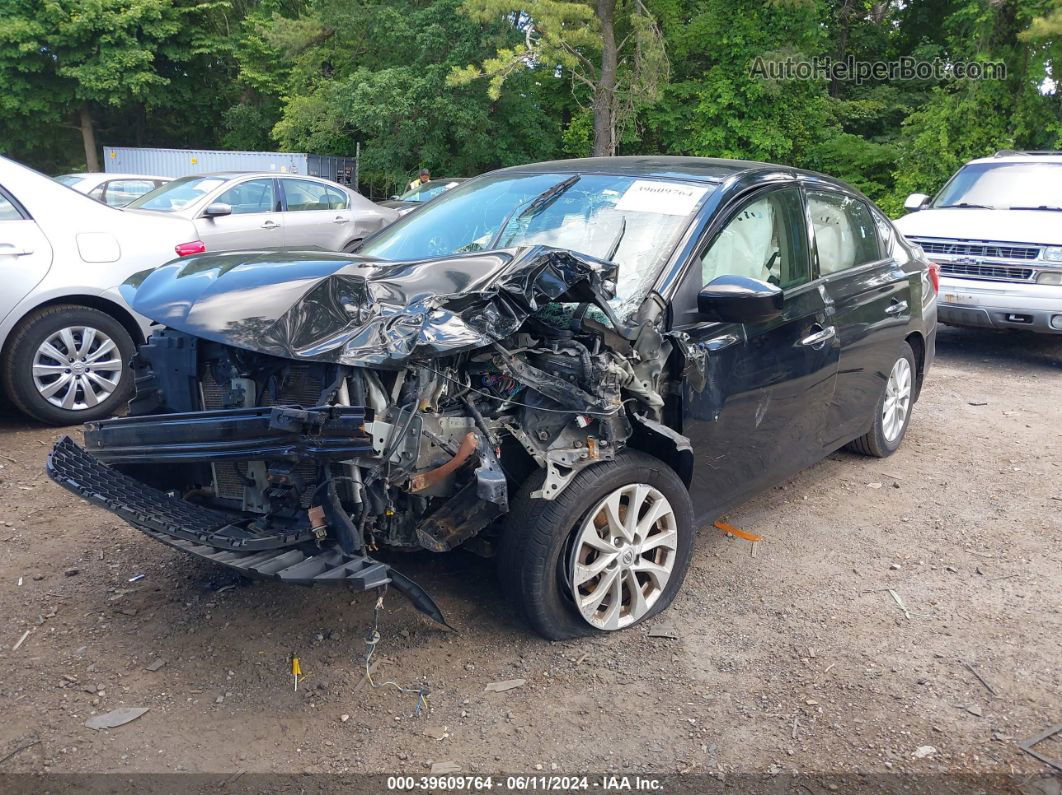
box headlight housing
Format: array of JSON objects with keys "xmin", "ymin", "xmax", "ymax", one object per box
[
  {"xmin": 1036, "ymin": 271, "xmax": 1062, "ymax": 285},
  {"xmin": 1043, "ymin": 246, "xmax": 1062, "ymax": 262}
]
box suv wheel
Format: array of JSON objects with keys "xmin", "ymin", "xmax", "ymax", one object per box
[
  {"xmin": 497, "ymin": 451, "xmax": 694, "ymax": 640},
  {"xmin": 846, "ymin": 341, "xmax": 917, "ymax": 458},
  {"xmin": 1, "ymin": 305, "xmax": 134, "ymax": 425}
]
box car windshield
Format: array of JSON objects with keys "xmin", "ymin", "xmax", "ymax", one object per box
[
  {"xmin": 361, "ymin": 172, "xmax": 713, "ymax": 315},
  {"xmin": 54, "ymin": 175, "xmax": 85, "ymax": 187},
  {"xmin": 933, "ymin": 162, "xmax": 1062, "ymax": 210},
  {"xmin": 127, "ymin": 176, "xmax": 228, "ymax": 211},
  {"xmin": 400, "ymin": 180, "xmax": 460, "ymax": 203}
]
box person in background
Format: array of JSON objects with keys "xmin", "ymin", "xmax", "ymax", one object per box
[{"xmin": 409, "ymin": 168, "xmax": 430, "ymax": 192}]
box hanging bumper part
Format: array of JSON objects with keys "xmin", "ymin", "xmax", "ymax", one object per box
[{"xmin": 45, "ymin": 436, "xmax": 449, "ymax": 627}]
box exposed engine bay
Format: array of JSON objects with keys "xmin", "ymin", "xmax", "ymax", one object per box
[{"xmin": 48, "ymin": 246, "xmax": 700, "ymax": 625}]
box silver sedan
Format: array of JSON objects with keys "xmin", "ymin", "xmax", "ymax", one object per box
[{"xmin": 126, "ymin": 172, "xmax": 398, "ymax": 252}]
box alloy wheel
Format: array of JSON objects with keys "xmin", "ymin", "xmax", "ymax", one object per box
[
  {"xmin": 568, "ymin": 483, "xmax": 678, "ymax": 630},
  {"xmin": 882, "ymin": 357, "xmax": 912, "ymax": 442},
  {"xmin": 31, "ymin": 326, "xmax": 123, "ymax": 411}
]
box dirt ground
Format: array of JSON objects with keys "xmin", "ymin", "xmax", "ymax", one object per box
[{"xmin": 0, "ymin": 325, "xmax": 1059, "ymax": 784}]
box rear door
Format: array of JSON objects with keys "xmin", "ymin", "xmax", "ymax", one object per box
[
  {"xmin": 0, "ymin": 186, "xmax": 53, "ymax": 326},
  {"xmin": 196, "ymin": 178, "xmax": 283, "ymax": 251},
  {"xmin": 806, "ymin": 188, "xmax": 911, "ymax": 447},
  {"xmin": 670, "ymin": 183, "xmax": 840, "ymax": 523},
  {"xmin": 279, "ymin": 178, "xmax": 348, "ymax": 250}
]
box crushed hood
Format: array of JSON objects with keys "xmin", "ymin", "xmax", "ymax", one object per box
[{"xmin": 122, "ymin": 247, "xmax": 617, "ymax": 366}]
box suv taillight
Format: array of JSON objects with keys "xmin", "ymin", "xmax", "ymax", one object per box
[
  {"xmin": 927, "ymin": 262, "xmax": 941, "ymax": 295},
  {"xmin": 175, "ymin": 241, "xmax": 206, "ymax": 257}
]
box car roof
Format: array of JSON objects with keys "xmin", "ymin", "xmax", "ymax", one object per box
[
  {"xmin": 490, "ymin": 156, "xmax": 793, "ymax": 183},
  {"xmin": 59, "ymin": 172, "xmax": 169, "ymax": 179},
  {"xmin": 968, "ymin": 151, "xmax": 1062, "ymax": 165},
  {"xmin": 487, "ymin": 155, "xmax": 864, "ymax": 197},
  {"xmin": 181, "ymin": 171, "xmax": 343, "ymax": 181}
]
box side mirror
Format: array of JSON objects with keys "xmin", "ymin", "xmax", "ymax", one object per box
[
  {"xmin": 389, "ymin": 195, "xmax": 401, "ymax": 201},
  {"xmin": 697, "ymin": 275, "xmax": 783, "ymax": 324},
  {"xmin": 202, "ymin": 203, "xmax": 232, "ymax": 218},
  {"xmin": 903, "ymin": 193, "xmax": 930, "ymax": 213}
]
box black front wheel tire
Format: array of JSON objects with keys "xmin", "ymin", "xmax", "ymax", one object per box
[{"xmin": 497, "ymin": 451, "xmax": 695, "ymax": 640}]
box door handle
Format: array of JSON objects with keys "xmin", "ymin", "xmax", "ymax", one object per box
[
  {"xmin": 332, "ymin": 215, "xmax": 348, "ymax": 224},
  {"xmin": 0, "ymin": 244, "xmax": 33, "ymax": 256},
  {"xmin": 800, "ymin": 325, "xmax": 836, "ymax": 347},
  {"xmin": 885, "ymin": 300, "xmax": 908, "ymax": 315},
  {"xmin": 261, "ymin": 220, "xmax": 279, "ymax": 230}
]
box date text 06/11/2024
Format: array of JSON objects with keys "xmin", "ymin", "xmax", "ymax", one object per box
[{"xmin": 385, "ymin": 775, "xmax": 665, "ymax": 791}]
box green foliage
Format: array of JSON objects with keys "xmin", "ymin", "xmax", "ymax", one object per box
[{"xmin": 0, "ymin": 0, "xmax": 1058, "ymax": 211}]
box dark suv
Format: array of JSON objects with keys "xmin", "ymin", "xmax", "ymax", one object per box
[{"xmin": 48, "ymin": 157, "xmax": 938, "ymax": 639}]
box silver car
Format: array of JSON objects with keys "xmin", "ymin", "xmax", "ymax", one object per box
[
  {"xmin": 0, "ymin": 156, "xmax": 203, "ymax": 425},
  {"xmin": 55, "ymin": 173, "xmax": 172, "ymax": 207},
  {"xmin": 126, "ymin": 172, "xmax": 398, "ymax": 252}
]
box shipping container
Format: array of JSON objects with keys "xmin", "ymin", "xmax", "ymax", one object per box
[{"xmin": 102, "ymin": 146, "xmax": 359, "ymax": 188}]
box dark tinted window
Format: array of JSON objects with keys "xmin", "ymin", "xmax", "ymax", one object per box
[
  {"xmin": 700, "ymin": 185, "xmax": 810, "ymax": 289},
  {"xmin": 807, "ymin": 190, "xmax": 880, "ymax": 275}
]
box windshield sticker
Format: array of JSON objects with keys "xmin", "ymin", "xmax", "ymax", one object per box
[{"xmin": 615, "ymin": 180, "xmax": 709, "ymax": 216}]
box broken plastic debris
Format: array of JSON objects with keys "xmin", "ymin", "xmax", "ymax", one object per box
[
  {"xmin": 145, "ymin": 658, "xmax": 167, "ymax": 672},
  {"xmin": 128, "ymin": 574, "xmax": 145, "ymax": 583},
  {"xmin": 85, "ymin": 707, "xmax": 149, "ymax": 730},
  {"xmin": 912, "ymin": 745, "xmax": 937, "ymax": 759},
  {"xmin": 713, "ymin": 520, "xmax": 762, "ymax": 542},
  {"xmin": 430, "ymin": 762, "xmax": 462, "ymax": 775},
  {"xmin": 484, "ymin": 679, "xmax": 525, "ymax": 692}
]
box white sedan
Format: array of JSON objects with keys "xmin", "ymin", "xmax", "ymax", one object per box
[
  {"xmin": 1, "ymin": 156, "xmax": 204, "ymax": 425},
  {"xmin": 55, "ymin": 172, "xmax": 171, "ymax": 207}
]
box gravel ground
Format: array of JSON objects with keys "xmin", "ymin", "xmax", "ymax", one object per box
[{"xmin": 0, "ymin": 325, "xmax": 1059, "ymax": 784}]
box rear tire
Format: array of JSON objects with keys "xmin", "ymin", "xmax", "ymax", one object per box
[
  {"xmin": 846, "ymin": 341, "xmax": 917, "ymax": 458},
  {"xmin": 497, "ymin": 451, "xmax": 694, "ymax": 640},
  {"xmin": 1, "ymin": 305, "xmax": 135, "ymax": 425}
]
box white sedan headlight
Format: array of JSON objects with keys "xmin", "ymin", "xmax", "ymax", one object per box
[
  {"xmin": 1036, "ymin": 271, "xmax": 1062, "ymax": 285},
  {"xmin": 1043, "ymin": 246, "xmax": 1062, "ymax": 262}
]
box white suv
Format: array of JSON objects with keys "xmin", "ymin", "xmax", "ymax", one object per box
[{"xmin": 894, "ymin": 151, "xmax": 1062, "ymax": 334}]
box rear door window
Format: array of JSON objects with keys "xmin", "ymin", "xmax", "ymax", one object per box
[
  {"xmin": 282, "ymin": 179, "xmax": 336, "ymax": 211},
  {"xmin": 325, "ymin": 185, "xmax": 348, "ymax": 210},
  {"xmin": 807, "ymin": 190, "xmax": 881, "ymax": 275}
]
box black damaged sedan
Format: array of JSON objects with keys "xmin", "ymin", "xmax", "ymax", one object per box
[{"xmin": 48, "ymin": 157, "xmax": 938, "ymax": 639}]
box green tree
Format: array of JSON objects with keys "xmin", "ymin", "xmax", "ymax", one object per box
[
  {"xmin": 448, "ymin": 0, "xmax": 668, "ymax": 156},
  {"xmin": 244, "ymin": 0, "xmax": 567, "ymax": 195},
  {"xmin": 0, "ymin": 0, "xmax": 230, "ymax": 170}
]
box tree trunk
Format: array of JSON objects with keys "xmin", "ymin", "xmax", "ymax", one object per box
[
  {"xmin": 79, "ymin": 105, "xmax": 99, "ymax": 172},
  {"xmin": 592, "ymin": 0, "xmax": 618, "ymax": 156}
]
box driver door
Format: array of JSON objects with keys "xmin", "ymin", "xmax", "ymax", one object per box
[{"xmin": 671, "ymin": 184, "xmax": 840, "ymax": 523}]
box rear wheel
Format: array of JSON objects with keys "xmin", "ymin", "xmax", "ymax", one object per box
[
  {"xmin": 1, "ymin": 305, "xmax": 134, "ymax": 425},
  {"xmin": 497, "ymin": 451, "xmax": 694, "ymax": 640},
  {"xmin": 846, "ymin": 341, "xmax": 917, "ymax": 458}
]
